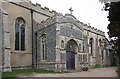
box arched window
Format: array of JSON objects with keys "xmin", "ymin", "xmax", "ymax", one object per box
[
  {"xmin": 99, "ymin": 39, "xmax": 102, "ymax": 47},
  {"xmin": 89, "ymin": 37, "xmax": 93, "ymax": 55},
  {"xmin": 15, "ymin": 17, "xmax": 25, "ymax": 51},
  {"xmin": 61, "ymin": 40, "xmax": 64, "ymax": 48},
  {"xmin": 79, "ymin": 44, "xmax": 81, "ymax": 50},
  {"xmin": 41, "ymin": 34, "xmax": 47, "ymax": 60}
]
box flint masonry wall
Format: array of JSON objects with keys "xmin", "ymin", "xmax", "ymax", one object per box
[
  {"xmin": 0, "ymin": 9, "xmax": 3, "ymax": 72},
  {"xmin": 36, "ymin": 14, "xmax": 89, "ymax": 71},
  {"xmin": 37, "ymin": 24, "xmax": 56, "ymax": 70},
  {"xmin": 1, "ymin": 1, "xmax": 110, "ymax": 71}
]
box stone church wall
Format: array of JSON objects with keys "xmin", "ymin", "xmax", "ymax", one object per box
[
  {"xmin": 2, "ymin": 1, "xmax": 56, "ymax": 70},
  {"xmin": 54, "ymin": 15, "xmax": 84, "ymax": 71},
  {"xmin": 0, "ymin": 9, "xmax": 3, "ymax": 73},
  {"xmin": 36, "ymin": 14, "xmax": 90, "ymax": 71},
  {"xmin": 1, "ymin": 1, "xmax": 111, "ymax": 71},
  {"xmin": 37, "ymin": 24, "xmax": 56, "ymax": 70},
  {"xmin": 2, "ymin": 2, "xmax": 32, "ymax": 68},
  {"xmin": 2, "ymin": 10, "xmax": 11, "ymax": 72},
  {"xmin": 83, "ymin": 24, "xmax": 110, "ymax": 67}
]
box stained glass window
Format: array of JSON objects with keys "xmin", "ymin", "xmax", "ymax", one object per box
[{"xmin": 15, "ymin": 17, "xmax": 25, "ymax": 51}]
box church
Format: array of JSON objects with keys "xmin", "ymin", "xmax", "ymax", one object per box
[{"xmin": 0, "ymin": 0, "xmax": 113, "ymax": 72}]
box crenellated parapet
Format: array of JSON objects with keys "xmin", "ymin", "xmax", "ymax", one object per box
[
  {"xmin": 7, "ymin": 1, "xmax": 57, "ymax": 17},
  {"xmin": 83, "ymin": 23, "xmax": 105, "ymax": 36},
  {"xmin": 6, "ymin": 1, "xmax": 105, "ymax": 36},
  {"xmin": 31, "ymin": 2, "xmax": 57, "ymax": 16}
]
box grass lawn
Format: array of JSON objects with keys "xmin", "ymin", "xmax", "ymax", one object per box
[
  {"xmin": 92, "ymin": 65, "xmax": 110, "ymax": 69},
  {"xmin": 2, "ymin": 69, "xmax": 57, "ymax": 78},
  {"xmin": 117, "ymin": 65, "xmax": 120, "ymax": 77}
]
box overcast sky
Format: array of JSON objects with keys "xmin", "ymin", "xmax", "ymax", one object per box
[{"xmin": 31, "ymin": 0, "xmax": 109, "ymax": 38}]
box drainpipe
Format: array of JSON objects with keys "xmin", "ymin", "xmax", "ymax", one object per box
[
  {"xmin": 31, "ymin": 9, "xmax": 34, "ymax": 69},
  {"xmin": 35, "ymin": 32, "xmax": 37, "ymax": 68}
]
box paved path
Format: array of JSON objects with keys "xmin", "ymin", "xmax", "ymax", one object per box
[{"xmin": 21, "ymin": 67, "xmax": 118, "ymax": 77}]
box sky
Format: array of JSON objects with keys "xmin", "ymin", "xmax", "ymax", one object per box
[{"xmin": 31, "ymin": 0, "xmax": 109, "ymax": 38}]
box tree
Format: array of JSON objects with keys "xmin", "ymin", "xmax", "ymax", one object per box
[{"xmin": 99, "ymin": 0, "xmax": 120, "ymax": 63}]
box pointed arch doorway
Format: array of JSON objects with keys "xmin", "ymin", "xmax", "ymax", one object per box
[{"xmin": 66, "ymin": 39, "xmax": 78, "ymax": 70}]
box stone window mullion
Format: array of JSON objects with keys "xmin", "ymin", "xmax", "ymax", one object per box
[
  {"xmin": 15, "ymin": 17, "xmax": 25, "ymax": 51},
  {"xmin": 19, "ymin": 25, "xmax": 21, "ymax": 51},
  {"xmin": 41, "ymin": 34, "xmax": 47, "ymax": 60}
]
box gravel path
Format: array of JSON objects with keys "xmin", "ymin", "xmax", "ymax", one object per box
[{"xmin": 21, "ymin": 67, "xmax": 118, "ymax": 77}]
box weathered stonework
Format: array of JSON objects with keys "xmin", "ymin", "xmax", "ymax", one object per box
[
  {"xmin": 36, "ymin": 14, "xmax": 90, "ymax": 71},
  {"xmin": 36, "ymin": 24, "xmax": 56, "ymax": 70},
  {"xmin": 0, "ymin": 2, "xmax": 2, "ymax": 77},
  {"xmin": 1, "ymin": 1, "xmax": 112, "ymax": 72},
  {"xmin": 35, "ymin": 13, "xmax": 111, "ymax": 71},
  {"xmin": 83, "ymin": 24, "xmax": 110, "ymax": 67},
  {"xmin": 0, "ymin": 8, "xmax": 3, "ymax": 74},
  {"xmin": 2, "ymin": 10, "xmax": 11, "ymax": 72}
]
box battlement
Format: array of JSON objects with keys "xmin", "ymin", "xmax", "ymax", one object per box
[
  {"xmin": 14, "ymin": 1, "xmax": 105, "ymax": 36},
  {"xmin": 34, "ymin": 11, "xmax": 105, "ymax": 36},
  {"xmin": 8, "ymin": 1, "xmax": 57, "ymax": 17},
  {"xmin": 83, "ymin": 23, "xmax": 105, "ymax": 36},
  {"xmin": 31, "ymin": 3, "xmax": 58, "ymax": 16}
]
